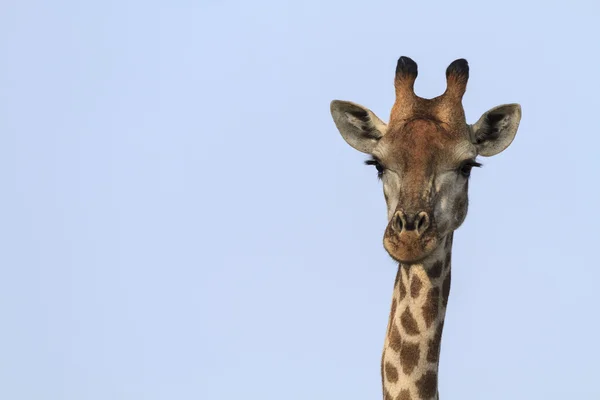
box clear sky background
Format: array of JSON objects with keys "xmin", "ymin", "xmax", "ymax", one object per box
[{"xmin": 1, "ymin": 1, "xmax": 599, "ymax": 399}]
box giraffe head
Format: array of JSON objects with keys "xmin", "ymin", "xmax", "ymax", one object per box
[{"xmin": 331, "ymin": 57, "xmax": 521, "ymax": 263}]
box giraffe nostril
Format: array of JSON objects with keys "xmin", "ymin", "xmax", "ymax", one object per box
[
  {"xmin": 394, "ymin": 213, "xmax": 404, "ymax": 232},
  {"xmin": 416, "ymin": 212, "xmax": 430, "ymax": 235}
]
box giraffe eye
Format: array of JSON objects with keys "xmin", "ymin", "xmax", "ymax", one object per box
[
  {"xmin": 365, "ymin": 158, "xmax": 385, "ymax": 179},
  {"xmin": 459, "ymin": 160, "xmax": 482, "ymax": 178}
]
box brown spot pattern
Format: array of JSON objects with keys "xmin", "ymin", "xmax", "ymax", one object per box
[
  {"xmin": 399, "ymin": 271, "xmax": 407, "ymax": 300},
  {"xmin": 427, "ymin": 323, "xmax": 444, "ymax": 363},
  {"xmin": 384, "ymin": 389, "xmax": 393, "ymax": 400},
  {"xmin": 428, "ymin": 261, "xmax": 443, "ymax": 279},
  {"xmin": 385, "ymin": 362, "xmax": 399, "ymax": 383},
  {"xmin": 400, "ymin": 308, "xmax": 420, "ymax": 335},
  {"xmin": 390, "ymin": 298, "xmax": 398, "ymax": 320},
  {"xmin": 442, "ymin": 271, "xmax": 451, "ymax": 308},
  {"xmin": 389, "ymin": 323, "xmax": 402, "ymax": 352},
  {"xmin": 444, "ymin": 252, "xmax": 451, "ymax": 269},
  {"xmin": 416, "ymin": 370, "xmax": 438, "ymax": 399},
  {"xmin": 399, "ymin": 341, "xmax": 420, "ymax": 375},
  {"xmin": 410, "ymin": 275, "xmax": 422, "ymax": 298},
  {"xmin": 422, "ymin": 287, "xmax": 440, "ymax": 328},
  {"xmin": 397, "ymin": 390, "xmax": 412, "ymax": 400}
]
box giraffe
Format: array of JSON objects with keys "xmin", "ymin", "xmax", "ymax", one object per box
[{"xmin": 329, "ymin": 57, "xmax": 521, "ymax": 400}]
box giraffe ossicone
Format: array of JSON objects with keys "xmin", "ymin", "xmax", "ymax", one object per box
[{"xmin": 330, "ymin": 57, "xmax": 521, "ymax": 400}]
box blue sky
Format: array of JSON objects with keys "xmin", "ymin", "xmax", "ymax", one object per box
[{"xmin": 1, "ymin": 1, "xmax": 599, "ymax": 399}]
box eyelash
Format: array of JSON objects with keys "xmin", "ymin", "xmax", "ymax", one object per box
[
  {"xmin": 459, "ymin": 160, "xmax": 482, "ymax": 178},
  {"xmin": 365, "ymin": 158, "xmax": 482, "ymax": 179},
  {"xmin": 364, "ymin": 158, "xmax": 385, "ymax": 180}
]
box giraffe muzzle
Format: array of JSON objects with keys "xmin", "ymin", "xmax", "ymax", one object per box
[{"xmin": 383, "ymin": 210, "xmax": 439, "ymax": 263}]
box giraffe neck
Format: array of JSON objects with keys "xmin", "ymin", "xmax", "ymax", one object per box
[{"xmin": 381, "ymin": 234, "xmax": 453, "ymax": 400}]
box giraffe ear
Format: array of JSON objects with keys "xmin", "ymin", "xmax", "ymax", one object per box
[
  {"xmin": 470, "ymin": 104, "xmax": 522, "ymax": 157},
  {"xmin": 330, "ymin": 100, "xmax": 387, "ymax": 154}
]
